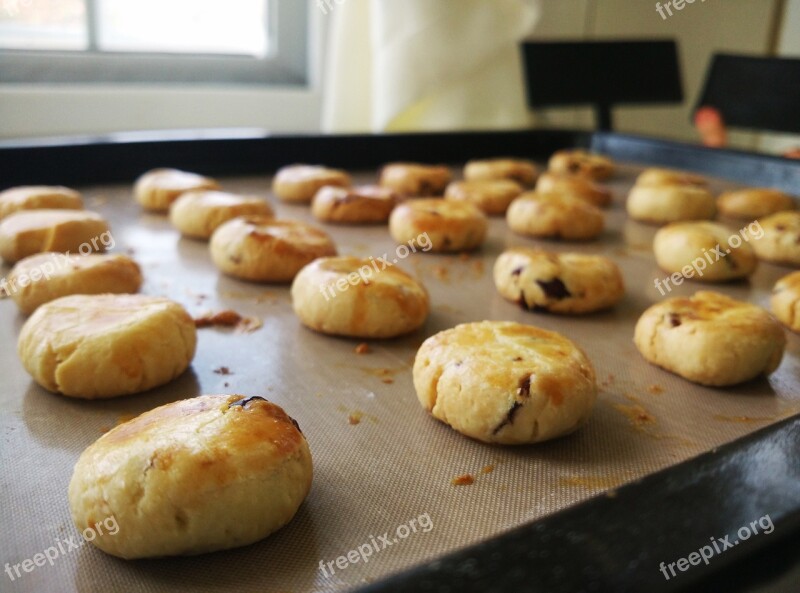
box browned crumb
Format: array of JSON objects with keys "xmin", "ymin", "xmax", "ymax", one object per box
[
  {"xmin": 472, "ymin": 260, "xmax": 484, "ymax": 275},
  {"xmin": 432, "ymin": 265, "xmax": 449, "ymax": 281},
  {"xmin": 354, "ymin": 343, "xmax": 371, "ymax": 355},
  {"xmin": 458, "ymin": 252, "xmax": 471, "ymax": 262},
  {"xmin": 236, "ymin": 316, "xmax": 263, "ymax": 333},
  {"xmin": 613, "ymin": 403, "xmax": 656, "ymax": 426},
  {"xmin": 194, "ymin": 310, "xmax": 242, "ymax": 328},
  {"xmin": 647, "ymin": 384, "xmax": 664, "ymax": 395},
  {"xmin": 481, "ymin": 465, "xmax": 495, "ymax": 474},
  {"xmin": 713, "ymin": 414, "xmax": 773, "ymax": 423},
  {"xmin": 214, "ymin": 366, "xmax": 232, "ymax": 375},
  {"xmin": 348, "ymin": 411, "xmax": 363, "ymax": 425},
  {"xmin": 381, "ymin": 378, "xmax": 394, "ymax": 384},
  {"xmin": 452, "ymin": 474, "xmax": 475, "ymax": 486}
]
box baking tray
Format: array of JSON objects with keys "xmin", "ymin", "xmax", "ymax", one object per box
[{"xmin": 1, "ymin": 130, "xmax": 799, "ymax": 593}]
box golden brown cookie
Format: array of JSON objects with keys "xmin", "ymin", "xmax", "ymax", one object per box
[
  {"xmin": 311, "ymin": 185, "xmax": 398, "ymax": 224},
  {"xmin": 463, "ymin": 158, "xmax": 539, "ymax": 186},
  {"xmin": 388, "ymin": 198, "xmax": 487, "ymax": 252},
  {"xmin": 379, "ymin": 163, "xmax": 452, "ymax": 196},
  {"xmin": 169, "ymin": 190, "xmax": 274, "ymax": 240},
  {"xmin": 771, "ymin": 271, "xmax": 800, "ymax": 332},
  {"xmin": 272, "ymin": 164, "xmax": 351, "ymax": 203},
  {"xmin": 444, "ymin": 179, "xmax": 522, "ymax": 215},
  {"xmin": 751, "ymin": 211, "xmax": 800, "ymax": 266},
  {"xmin": 547, "ymin": 150, "xmax": 614, "ymax": 180},
  {"xmin": 635, "ymin": 168, "xmax": 707, "ymax": 188},
  {"xmin": 0, "ymin": 186, "xmax": 83, "ymax": 220},
  {"xmin": 626, "ymin": 185, "xmax": 716, "ymax": 225},
  {"xmin": 535, "ymin": 172, "xmax": 613, "ymax": 208},
  {"xmin": 717, "ymin": 188, "xmax": 794, "ymax": 220},
  {"xmin": 134, "ymin": 168, "xmax": 220, "ymax": 212},
  {"xmin": 506, "ymin": 192, "xmax": 604, "ymax": 241}
]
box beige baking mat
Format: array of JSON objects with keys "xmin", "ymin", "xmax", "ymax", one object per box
[{"xmin": 1, "ymin": 165, "xmax": 799, "ymax": 593}]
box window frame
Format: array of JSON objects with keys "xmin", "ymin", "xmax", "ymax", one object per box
[{"xmin": 0, "ymin": 0, "xmax": 308, "ymax": 85}]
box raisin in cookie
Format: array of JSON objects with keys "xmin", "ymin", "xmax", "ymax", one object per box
[{"xmin": 547, "ymin": 150, "xmax": 614, "ymax": 181}]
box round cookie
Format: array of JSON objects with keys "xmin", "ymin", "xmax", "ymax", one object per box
[
  {"xmin": 6, "ymin": 253, "xmax": 142, "ymax": 314},
  {"xmin": 506, "ymin": 192, "xmax": 604, "ymax": 241},
  {"xmin": 0, "ymin": 209, "xmax": 111, "ymax": 264},
  {"xmin": 18, "ymin": 294, "xmax": 197, "ymax": 398},
  {"xmin": 634, "ymin": 291, "xmax": 785, "ymax": 386},
  {"xmin": 653, "ymin": 221, "xmax": 757, "ymax": 282},
  {"xmin": 626, "ymin": 185, "xmax": 716, "ymax": 225},
  {"xmin": 635, "ymin": 168, "xmax": 707, "ymax": 188},
  {"xmin": 291, "ymin": 256, "xmax": 429, "ymax": 338},
  {"xmin": 413, "ymin": 321, "xmax": 597, "ymax": 444},
  {"xmin": 68, "ymin": 394, "xmax": 312, "ymax": 559},
  {"xmin": 752, "ymin": 211, "xmax": 800, "ymax": 266},
  {"xmin": 210, "ymin": 216, "xmax": 337, "ymax": 282},
  {"xmin": 0, "ymin": 186, "xmax": 83, "ymax": 220},
  {"xmin": 547, "ymin": 150, "xmax": 614, "ymax": 180},
  {"xmin": 379, "ymin": 163, "xmax": 452, "ymax": 196},
  {"xmin": 388, "ymin": 199, "xmax": 487, "ymax": 252},
  {"xmin": 311, "ymin": 185, "xmax": 398, "ymax": 224},
  {"xmin": 272, "ymin": 164, "xmax": 351, "ymax": 203},
  {"xmin": 170, "ymin": 190, "xmax": 274, "ymax": 240},
  {"xmin": 717, "ymin": 188, "xmax": 794, "ymax": 220},
  {"xmin": 535, "ymin": 172, "xmax": 612, "ymax": 208},
  {"xmin": 134, "ymin": 168, "xmax": 219, "ymax": 212},
  {"xmin": 493, "ymin": 248, "xmax": 624, "ymax": 314},
  {"xmin": 463, "ymin": 158, "xmax": 539, "ymax": 186},
  {"xmin": 444, "ymin": 179, "xmax": 522, "ymax": 215},
  {"xmin": 771, "ymin": 271, "xmax": 800, "ymax": 332}
]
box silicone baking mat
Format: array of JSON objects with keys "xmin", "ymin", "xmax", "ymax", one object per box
[{"xmin": 1, "ymin": 165, "xmax": 798, "ymax": 593}]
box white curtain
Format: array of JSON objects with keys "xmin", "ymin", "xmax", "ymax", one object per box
[{"xmin": 322, "ymin": 0, "xmax": 541, "ymax": 133}]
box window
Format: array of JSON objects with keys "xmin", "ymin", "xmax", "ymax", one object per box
[{"xmin": 0, "ymin": 0, "xmax": 308, "ymax": 84}]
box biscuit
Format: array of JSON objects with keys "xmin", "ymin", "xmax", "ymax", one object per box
[
  {"xmin": 291, "ymin": 256, "xmax": 429, "ymax": 338},
  {"xmin": 634, "ymin": 291, "xmax": 785, "ymax": 386},
  {"xmin": 169, "ymin": 190, "xmax": 274, "ymax": 240},
  {"xmin": 752, "ymin": 212, "xmax": 800, "ymax": 266},
  {"xmin": 717, "ymin": 188, "xmax": 795, "ymax": 220},
  {"xmin": 547, "ymin": 150, "xmax": 614, "ymax": 180},
  {"xmin": 388, "ymin": 199, "xmax": 487, "ymax": 252},
  {"xmin": 134, "ymin": 168, "xmax": 219, "ymax": 212},
  {"xmin": 535, "ymin": 172, "xmax": 612, "ymax": 208},
  {"xmin": 463, "ymin": 159, "xmax": 539, "ymax": 186},
  {"xmin": 68, "ymin": 394, "xmax": 312, "ymax": 558},
  {"xmin": 0, "ymin": 209, "xmax": 111, "ymax": 264},
  {"xmin": 635, "ymin": 168, "xmax": 707, "ymax": 188},
  {"xmin": 210, "ymin": 217, "xmax": 337, "ymax": 282},
  {"xmin": 506, "ymin": 192, "xmax": 604, "ymax": 241},
  {"xmin": 18, "ymin": 294, "xmax": 197, "ymax": 398},
  {"xmin": 626, "ymin": 185, "xmax": 716, "ymax": 225},
  {"xmin": 379, "ymin": 163, "xmax": 452, "ymax": 196},
  {"xmin": 6, "ymin": 253, "xmax": 142, "ymax": 314},
  {"xmin": 493, "ymin": 248, "xmax": 624, "ymax": 314},
  {"xmin": 0, "ymin": 186, "xmax": 83, "ymax": 220},
  {"xmin": 311, "ymin": 185, "xmax": 398, "ymax": 224},
  {"xmin": 272, "ymin": 165, "xmax": 351, "ymax": 203},
  {"xmin": 413, "ymin": 321, "xmax": 597, "ymax": 444},
  {"xmin": 771, "ymin": 272, "xmax": 800, "ymax": 332},
  {"xmin": 653, "ymin": 222, "xmax": 757, "ymax": 282},
  {"xmin": 444, "ymin": 180, "xmax": 522, "ymax": 215}
]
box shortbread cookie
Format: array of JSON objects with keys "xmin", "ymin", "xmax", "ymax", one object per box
[
  {"xmin": 506, "ymin": 193, "xmax": 604, "ymax": 241},
  {"xmin": 389, "ymin": 199, "xmax": 487, "ymax": 252},
  {"xmin": 548, "ymin": 150, "xmax": 614, "ymax": 180},
  {"xmin": 272, "ymin": 164, "xmax": 351, "ymax": 203},
  {"xmin": 635, "ymin": 168, "xmax": 707, "ymax": 188},
  {"xmin": 311, "ymin": 185, "xmax": 398, "ymax": 224},
  {"xmin": 771, "ymin": 272, "xmax": 800, "ymax": 332},
  {"xmin": 627, "ymin": 185, "xmax": 716, "ymax": 225},
  {"xmin": 413, "ymin": 321, "xmax": 597, "ymax": 444},
  {"xmin": 634, "ymin": 291, "xmax": 785, "ymax": 386},
  {"xmin": 535, "ymin": 172, "xmax": 612, "ymax": 208},
  {"xmin": 379, "ymin": 163, "xmax": 452, "ymax": 196},
  {"xmin": 444, "ymin": 179, "xmax": 522, "ymax": 215},
  {"xmin": 0, "ymin": 186, "xmax": 83, "ymax": 220},
  {"xmin": 717, "ymin": 188, "xmax": 794, "ymax": 220},
  {"xmin": 68, "ymin": 394, "xmax": 312, "ymax": 558},
  {"xmin": 653, "ymin": 222, "xmax": 757, "ymax": 282},
  {"xmin": 463, "ymin": 158, "xmax": 539, "ymax": 186},
  {"xmin": 7, "ymin": 253, "xmax": 142, "ymax": 314},
  {"xmin": 134, "ymin": 168, "xmax": 219, "ymax": 212},
  {"xmin": 494, "ymin": 248, "xmax": 624, "ymax": 314},
  {"xmin": 210, "ymin": 217, "xmax": 337, "ymax": 282},
  {"xmin": 0, "ymin": 209, "xmax": 111, "ymax": 264},
  {"xmin": 169, "ymin": 190, "xmax": 274, "ymax": 240},
  {"xmin": 751, "ymin": 211, "xmax": 800, "ymax": 266},
  {"xmin": 18, "ymin": 294, "xmax": 196, "ymax": 398},
  {"xmin": 291, "ymin": 256, "xmax": 429, "ymax": 338}
]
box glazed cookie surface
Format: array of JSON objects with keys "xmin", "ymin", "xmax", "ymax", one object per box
[
  {"xmin": 626, "ymin": 185, "xmax": 716, "ymax": 225},
  {"xmin": 634, "ymin": 291, "xmax": 785, "ymax": 386},
  {"xmin": 506, "ymin": 192, "xmax": 604, "ymax": 241},
  {"xmin": 291, "ymin": 256, "xmax": 429, "ymax": 338},
  {"xmin": 535, "ymin": 172, "xmax": 612, "ymax": 208},
  {"xmin": 635, "ymin": 168, "xmax": 707, "ymax": 188},
  {"xmin": 413, "ymin": 321, "xmax": 597, "ymax": 444},
  {"xmin": 68, "ymin": 394, "xmax": 312, "ymax": 558},
  {"xmin": 311, "ymin": 185, "xmax": 398, "ymax": 224},
  {"xmin": 272, "ymin": 164, "xmax": 351, "ymax": 203},
  {"xmin": 751, "ymin": 211, "xmax": 800, "ymax": 266},
  {"xmin": 389, "ymin": 198, "xmax": 487, "ymax": 252},
  {"xmin": 379, "ymin": 163, "xmax": 452, "ymax": 196},
  {"xmin": 170, "ymin": 190, "xmax": 274, "ymax": 239},
  {"xmin": 717, "ymin": 188, "xmax": 794, "ymax": 220},
  {"xmin": 0, "ymin": 185, "xmax": 83, "ymax": 220},
  {"xmin": 771, "ymin": 271, "xmax": 800, "ymax": 332},
  {"xmin": 494, "ymin": 248, "xmax": 624, "ymax": 314},
  {"xmin": 134, "ymin": 168, "xmax": 219, "ymax": 212},
  {"xmin": 444, "ymin": 179, "xmax": 522, "ymax": 215},
  {"xmin": 463, "ymin": 158, "xmax": 539, "ymax": 186},
  {"xmin": 18, "ymin": 294, "xmax": 197, "ymax": 398},
  {"xmin": 547, "ymin": 150, "xmax": 614, "ymax": 180}
]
